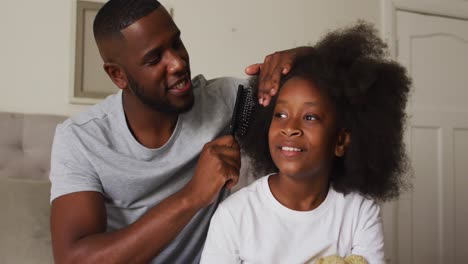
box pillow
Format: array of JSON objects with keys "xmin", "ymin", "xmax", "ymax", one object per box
[
  {"xmin": 315, "ymin": 254, "xmax": 368, "ymax": 264},
  {"xmin": 0, "ymin": 178, "xmax": 53, "ymax": 264}
]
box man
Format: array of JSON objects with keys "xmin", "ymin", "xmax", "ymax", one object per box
[{"xmin": 50, "ymin": 0, "xmax": 312, "ymax": 263}]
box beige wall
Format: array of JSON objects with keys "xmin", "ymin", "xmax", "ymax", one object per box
[
  {"xmin": 167, "ymin": 0, "xmax": 380, "ymax": 79},
  {"xmin": 0, "ymin": 0, "xmax": 85, "ymax": 116},
  {"xmin": 0, "ymin": 0, "xmax": 379, "ymax": 116}
]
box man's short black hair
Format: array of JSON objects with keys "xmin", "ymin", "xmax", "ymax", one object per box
[{"xmin": 93, "ymin": 0, "xmax": 161, "ymax": 42}]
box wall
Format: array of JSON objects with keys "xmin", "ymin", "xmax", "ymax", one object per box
[
  {"xmin": 164, "ymin": 0, "xmax": 380, "ymax": 79},
  {"xmin": 0, "ymin": 0, "xmax": 85, "ymax": 116},
  {"xmin": 0, "ymin": 0, "xmax": 378, "ymax": 116}
]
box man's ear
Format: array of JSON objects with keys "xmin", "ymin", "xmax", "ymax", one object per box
[
  {"xmin": 335, "ymin": 129, "xmax": 351, "ymax": 157},
  {"xmin": 103, "ymin": 63, "xmax": 128, "ymax": 90}
]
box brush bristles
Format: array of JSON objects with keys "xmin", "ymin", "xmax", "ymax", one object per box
[{"xmin": 234, "ymin": 86, "xmax": 256, "ymax": 138}]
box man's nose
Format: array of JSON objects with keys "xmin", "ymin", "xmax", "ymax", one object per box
[{"xmin": 166, "ymin": 50, "xmax": 186, "ymax": 74}]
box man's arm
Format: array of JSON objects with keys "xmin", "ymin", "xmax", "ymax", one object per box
[
  {"xmin": 51, "ymin": 135, "xmax": 241, "ymax": 264},
  {"xmin": 245, "ymin": 46, "xmax": 314, "ymax": 107}
]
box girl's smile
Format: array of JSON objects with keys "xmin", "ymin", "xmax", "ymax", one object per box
[{"xmin": 275, "ymin": 142, "xmax": 306, "ymax": 157}]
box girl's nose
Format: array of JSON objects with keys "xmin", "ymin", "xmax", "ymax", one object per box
[{"xmin": 280, "ymin": 127, "xmax": 303, "ymax": 137}]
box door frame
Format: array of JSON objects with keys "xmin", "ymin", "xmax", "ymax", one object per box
[
  {"xmin": 379, "ymin": 1, "xmax": 468, "ymax": 263},
  {"xmin": 380, "ymin": 0, "xmax": 468, "ymax": 59}
]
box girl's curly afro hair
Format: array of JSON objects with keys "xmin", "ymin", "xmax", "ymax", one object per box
[{"xmin": 240, "ymin": 22, "xmax": 411, "ymax": 202}]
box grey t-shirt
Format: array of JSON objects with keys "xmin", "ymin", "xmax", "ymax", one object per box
[{"xmin": 50, "ymin": 75, "xmax": 246, "ymax": 263}]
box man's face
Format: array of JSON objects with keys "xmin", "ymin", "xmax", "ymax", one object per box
[{"xmin": 120, "ymin": 7, "xmax": 193, "ymax": 113}]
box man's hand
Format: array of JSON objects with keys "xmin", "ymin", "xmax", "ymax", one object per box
[
  {"xmin": 183, "ymin": 135, "xmax": 241, "ymax": 208},
  {"xmin": 245, "ymin": 46, "xmax": 314, "ymax": 107}
]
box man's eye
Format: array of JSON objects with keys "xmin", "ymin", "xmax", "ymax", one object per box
[
  {"xmin": 173, "ymin": 39, "xmax": 183, "ymax": 49},
  {"xmin": 274, "ymin": 112, "xmax": 287, "ymax": 119},
  {"xmin": 146, "ymin": 57, "xmax": 161, "ymax": 65}
]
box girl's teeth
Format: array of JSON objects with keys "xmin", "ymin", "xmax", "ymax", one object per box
[{"xmin": 281, "ymin": 146, "xmax": 302, "ymax": 152}]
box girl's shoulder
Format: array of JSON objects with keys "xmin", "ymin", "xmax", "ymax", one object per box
[
  {"xmin": 332, "ymin": 188, "xmax": 381, "ymax": 217},
  {"xmin": 218, "ymin": 175, "xmax": 270, "ymax": 214}
]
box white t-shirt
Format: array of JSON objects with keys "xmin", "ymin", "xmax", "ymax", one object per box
[{"xmin": 200, "ymin": 175, "xmax": 385, "ymax": 264}]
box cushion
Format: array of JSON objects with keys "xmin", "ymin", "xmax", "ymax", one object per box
[
  {"xmin": 0, "ymin": 112, "xmax": 67, "ymax": 180},
  {"xmin": 0, "ymin": 178, "xmax": 53, "ymax": 264}
]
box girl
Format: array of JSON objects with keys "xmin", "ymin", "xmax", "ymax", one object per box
[{"xmin": 200, "ymin": 23, "xmax": 411, "ymax": 264}]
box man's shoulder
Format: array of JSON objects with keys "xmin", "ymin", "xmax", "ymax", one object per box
[
  {"xmin": 65, "ymin": 93, "xmax": 119, "ymax": 126},
  {"xmin": 186, "ymin": 75, "xmax": 248, "ymax": 125},
  {"xmin": 58, "ymin": 92, "xmax": 121, "ymax": 138},
  {"xmin": 206, "ymin": 76, "xmax": 247, "ymax": 87},
  {"xmin": 193, "ymin": 75, "xmax": 247, "ymax": 96}
]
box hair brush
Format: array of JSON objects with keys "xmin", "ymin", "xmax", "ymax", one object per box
[{"xmin": 229, "ymin": 84, "xmax": 256, "ymax": 138}]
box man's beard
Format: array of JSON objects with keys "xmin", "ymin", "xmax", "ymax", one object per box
[{"xmin": 127, "ymin": 74, "xmax": 194, "ymax": 114}]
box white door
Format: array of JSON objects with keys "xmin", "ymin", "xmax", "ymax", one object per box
[{"xmin": 391, "ymin": 10, "xmax": 468, "ymax": 264}]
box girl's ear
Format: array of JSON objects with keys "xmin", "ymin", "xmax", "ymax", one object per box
[
  {"xmin": 335, "ymin": 129, "xmax": 351, "ymax": 157},
  {"xmin": 103, "ymin": 63, "xmax": 128, "ymax": 90}
]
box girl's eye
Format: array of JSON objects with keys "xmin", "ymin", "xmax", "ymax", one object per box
[
  {"xmin": 274, "ymin": 112, "xmax": 287, "ymax": 119},
  {"xmin": 304, "ymin": 115, "xmax": 317, "ymax": 121}
]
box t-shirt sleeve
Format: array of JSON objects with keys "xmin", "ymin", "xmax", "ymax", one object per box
[
  {"xmin": 49, "ymin": 124, "xmax": 103, "ymax": 203},
  {"xmin": 200, "ymin": 204, "xmax": 241, "ymax": 264},
  {"xmin": 352, "ymin": 199, "xmax": 386, "ymax": 264},
  {"xmin": 212, "ymin": 77, "xmax": 249, "ymax": 111}
]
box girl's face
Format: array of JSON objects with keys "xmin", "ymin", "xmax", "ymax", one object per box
[{"xmin": 268, "ymin": 77, "xmax": 346, "ymax": 181}]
